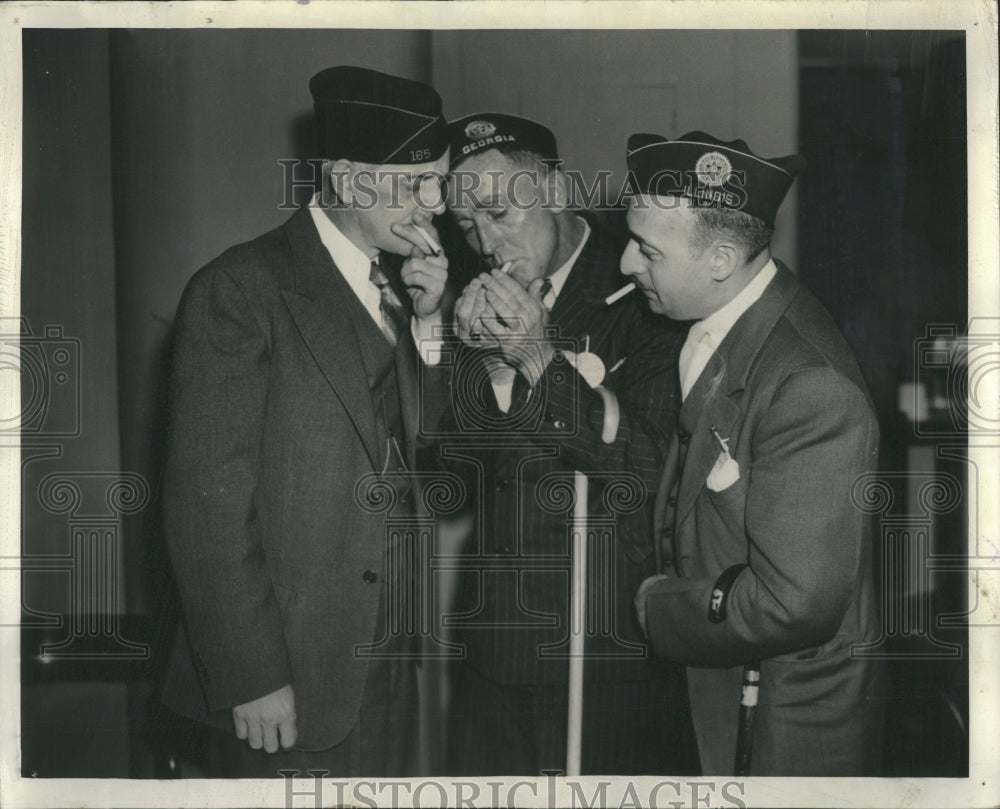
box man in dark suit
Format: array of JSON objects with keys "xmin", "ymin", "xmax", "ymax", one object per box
[
  {"xmin": 434, "ymin": 114, "xmax": 693, "ymax": 775},
  {"xmin": 161, "ymin": 66, "xmax": 453, "ymax": 777},
  {"xmin": 627, "ymin": 132, "xmax": 888, "ymax": 775}
]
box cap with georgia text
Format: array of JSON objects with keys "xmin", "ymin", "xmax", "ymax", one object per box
[
  {"xmin": 309, "ymin": 65, "xmax": 448, "ymax": 165},
  {"xmin": 447, "ymin": 113, "xmax": 559, "ymax": 169},
  {"xmin": 625, "ymin": 131, "xmax": 806, "ymax": 225}
]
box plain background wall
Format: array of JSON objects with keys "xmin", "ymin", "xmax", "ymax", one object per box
[
  {"xmin": 20, "ymin": 29, "xmax": 129, "ymax": 778},
  {"xmin": 21, "ymin": 30, "xmax": 120, "ymax": 616},
  {"xmin": 432, "ymin": 29, "xmax": 798, "ymax": 262}
]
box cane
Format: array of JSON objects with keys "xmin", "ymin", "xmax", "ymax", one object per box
[
  {"xmin": 566, "ymin": 470, "xmax": 589, "ymax": 776},
  {"xmin": 734, "ymin": 662, "xmax": 760, "ymax": 776}
]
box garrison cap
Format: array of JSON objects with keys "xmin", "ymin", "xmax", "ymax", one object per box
[
  {"xmin": 626, "ymin": 131, "xmax": 805, "ymax": 225},
  {"xmin": 309, "ymin": 65, "xmax": 448, "ymax": 165},
  {"xmin": 447, "ymin": 113, "xmax": 559, "ymax": 169}
]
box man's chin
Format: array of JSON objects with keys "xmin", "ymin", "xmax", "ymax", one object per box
[{"xmin": 510, "ymin": 265, "xmax": 545, "ymax": 289}]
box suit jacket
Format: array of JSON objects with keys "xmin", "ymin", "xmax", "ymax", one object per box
[
  {"xmin": 161, "ymin": 207, "xmax": 443, "ymax": 751},
  {"xmin": 640, "ymin": 263, "xmax": 888, "ymax": 775},
  {"xmin": 442, "ymin": 218, "xmax": 687, "ymax": 685}
]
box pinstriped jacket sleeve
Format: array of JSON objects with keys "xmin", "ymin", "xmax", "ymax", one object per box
[{"xmin": 531, "ymin": 302, "xmax": 685, "ymax": 491}]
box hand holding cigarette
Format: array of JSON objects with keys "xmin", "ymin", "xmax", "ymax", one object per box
[
  {"xmin": 413, "ymin": 223, "xmax": 442, "ymax": 257},
  {"xmin": 395, "ymin": 213, "xmax": 449, "ymax": 318}
]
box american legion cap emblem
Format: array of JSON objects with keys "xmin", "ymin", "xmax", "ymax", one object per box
[
  {"xmin": 464, "ymin": 119, "xmax": 497, "ymax": 139},
  {"xmin": 695, "ymin": 150, "xmax": 733, "ymax": 187}
]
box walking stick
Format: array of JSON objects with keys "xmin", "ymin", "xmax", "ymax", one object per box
[
  {"xmin": 566, "ymin": 470, "xmax": 589, "ymax": 776},
  {"xmin": 734, "ymin": 662, "xmax": 761, "ymax": 776}
]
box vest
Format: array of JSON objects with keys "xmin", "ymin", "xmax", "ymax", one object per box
[{"xmin": 659, "ymin": 421, "xmax": 691, "ymax": 575}]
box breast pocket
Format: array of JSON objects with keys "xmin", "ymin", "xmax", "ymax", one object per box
[{"xmin": 703, "ymin": 472, "xmax": 749, "ymax": 537}]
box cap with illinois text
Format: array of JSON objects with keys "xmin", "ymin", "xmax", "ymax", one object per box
[
  {"xmin": 309, "ymin": 65, "xmax": 448, "ymax": 165},
  {"xmin": 625, "ymin": 131, "xmax": 805, "ymax": 225}
]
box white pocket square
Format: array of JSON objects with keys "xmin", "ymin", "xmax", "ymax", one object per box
[{"xmin": 706, "ymin": 449, "xmax": 740, "ymax": 492}]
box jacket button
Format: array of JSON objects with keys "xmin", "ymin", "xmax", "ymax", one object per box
[
  {"xmin": 678, "ymin": 429, "xmax": 690, "ymax": 445},
  {"xmin": 667, "ymin": 495, "xmax": 677, "ymax": 508},
  {"xmin": 362, "ymin": 570, "xmax": 378, "ymax": 584},
  {"xmin": 662, "ymin": 527, "xmax": 674, "ymax": 539}
]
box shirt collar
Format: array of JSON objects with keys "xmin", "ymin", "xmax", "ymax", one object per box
[
  {"xmin": 545, "ymin": 216, "xmax": 591, "ymax": 302},
  {"xmin": 697, "ymin": 258, "xmax": 777, "ymax": 347},
  {"xmin": 309, "ymin": 193, "xmax": 377, "ymax": 301}
]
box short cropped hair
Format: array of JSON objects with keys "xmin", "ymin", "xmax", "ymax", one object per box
[{"xmin": 689, "ymin": 207, "xmax": 774, "ymax": 262}]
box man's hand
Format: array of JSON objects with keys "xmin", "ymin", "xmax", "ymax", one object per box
[
  {"xmin": 480, "ymin": 270, "xmax": 554, "ymax": 384},
  {"xmin": 232, "ymin": 684, "xmax": 297, "ymax": 753},
  {"xmin": 391, "ymin": 212, "xmax": 449, "ymax": 318},
  {"xmin": 454, "ymin": 277, "xmax": 496, "ymax": 347}
]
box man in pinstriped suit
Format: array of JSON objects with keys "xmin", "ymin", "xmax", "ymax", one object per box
[{"xmin": 430, "ymin": 113, "xmax": 695, "ymax": 775}]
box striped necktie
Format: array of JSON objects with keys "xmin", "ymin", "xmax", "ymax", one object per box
[{"xmin": 369, "ymin": 261, "xmax": 408, "ymax": 346}]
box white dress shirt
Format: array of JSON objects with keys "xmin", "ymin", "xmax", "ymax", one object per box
[
  {"xmin": 309, "ymin": 194, "xmax": 441, "ymax": 361},
  {"xmin": 678, "ymin": 259, "xmax": 777, "ymax": 400}
]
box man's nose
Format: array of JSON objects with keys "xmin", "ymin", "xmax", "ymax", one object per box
[
  {"xmin": 478, "ymin": 222, "xmax": 503, "ymax": 262},
  {"xmin": 424, "ymin": 182, "xmax": 447, "ymax": 216},
  {"xmin": 620, "ymin": 241, "xmax": 641, "ymax": 276}
]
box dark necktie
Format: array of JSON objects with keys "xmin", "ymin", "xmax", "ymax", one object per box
[
  {"xmin": 539, "ymin": 278, "xmax": 554, "ymax": 311},
  {"xmin": 369, "ymin": 261, "xmax": 408, "ymax": 346}
]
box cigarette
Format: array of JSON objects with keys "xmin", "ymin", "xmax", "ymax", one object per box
[
  {"xmin": 604, "ymin": 282, "xmax": 636, "ymax": 305},
  {"xmin": 413, "ymin": 223, "xmax": 442, "ymax": 257},
  {"xmin": 500, "ymin": 260, "xmax": 513, "ymax": 275}
]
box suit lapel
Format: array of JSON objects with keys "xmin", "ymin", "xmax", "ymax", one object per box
[
  {"xmin": 280, "ymin": 208, "xmax": 381, "ymax": 472},
  {"xmin": 674, "ymin": 361, "xmax": 741, "ymax": 530},
  {"xmin": 674, "ymin": 263, "xmax": 801, "ymax": 531}
]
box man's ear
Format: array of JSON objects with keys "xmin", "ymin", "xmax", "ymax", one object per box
[
  {"xmin": 708, "ymin": 240, "xmax": 740, "ymax": 282},
  {"xmin": 324, "ymin": 158, "xmax": 354, "ymax": 205}
]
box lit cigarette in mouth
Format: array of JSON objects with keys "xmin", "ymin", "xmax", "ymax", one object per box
[
  {"xmin": 604, "ymin": 282, "xmax": 636, "ymax": 305},
  {"xmin": 499, "ymin": 260, "xmax": 513, "ymax": 275},
  {"xmin": 413, "ymin": 223, "xmax": 442, "ymax": 257}
]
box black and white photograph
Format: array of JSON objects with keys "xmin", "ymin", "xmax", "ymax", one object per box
[{"xmin": 1, "ymin": 2, "xmax": 997, "ymax": 807}]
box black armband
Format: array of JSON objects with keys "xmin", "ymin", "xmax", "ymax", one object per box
[{"xmin": 708, "ymin": 563, "xmax": 747, "ymax": 624}]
